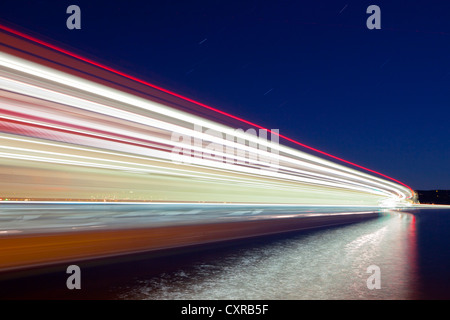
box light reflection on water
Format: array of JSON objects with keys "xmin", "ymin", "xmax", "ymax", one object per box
[{"xmin": 115, "ymin": 211, "xmax": 418, "ymax": 300}]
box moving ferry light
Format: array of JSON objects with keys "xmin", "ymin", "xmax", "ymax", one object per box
[{"xmin": 0, "ymin": 26, "xmax": 413, "ymax": 206}]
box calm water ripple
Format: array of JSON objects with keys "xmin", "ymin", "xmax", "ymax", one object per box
[
  {"xmin": 3, "ymin": 208, "xmax": 449, "ymax": 300},
  {"xmin": 114, "ymin": 210, "xmax": 424, "ymax": 299}
]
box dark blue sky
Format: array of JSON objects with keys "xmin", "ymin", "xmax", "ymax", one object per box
[{"xmin": 1, "ymin": 0, "xmax": 449, "ymax": 189}]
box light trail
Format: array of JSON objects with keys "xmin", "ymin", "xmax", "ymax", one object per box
[
  {"xmin": 0, "ymin": 24, "xmax": 413, "ymax": 195},
  {"xmin": 0, "ymin": 27, "xmax": 413, "ymax": 206}
]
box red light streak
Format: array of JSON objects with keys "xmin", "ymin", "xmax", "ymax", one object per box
[{"xmin": 0, "ymin": 24, "xmax": 413, "ymax": 196}]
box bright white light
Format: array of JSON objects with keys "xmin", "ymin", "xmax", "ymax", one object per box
[{"xmin": 0, "ymin": 51, "xmax": 412, "ymax": 206}]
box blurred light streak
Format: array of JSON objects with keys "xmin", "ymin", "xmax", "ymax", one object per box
[
  {"xmin": 0, "ymin": 29, "xmax": 413, "ymax": 206},
  {"xmin": 0, "ymin": 24, "xmax": 414, "ymax": 196}
]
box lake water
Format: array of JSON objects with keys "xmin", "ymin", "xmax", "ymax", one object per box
[
  {"xmin": 113, "ymin": 209, "xmax": 420, "ymax": 300},
  {"xmin": 1, "ymin": 207, "xmax": 449, "ymax": 300}
]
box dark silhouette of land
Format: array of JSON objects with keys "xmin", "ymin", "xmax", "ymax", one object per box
[{"xmin": 416, "ymin": 190, "xmax": 450, "ymax": 205}]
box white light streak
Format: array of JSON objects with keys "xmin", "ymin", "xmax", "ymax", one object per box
[{"xmin": 0, "ymin": 51, "xmax": 413, "ymax": 206}]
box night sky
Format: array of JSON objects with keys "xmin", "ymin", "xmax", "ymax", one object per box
[{"xmin": 0, "ymin": 0, "xmax": 449, "ymax": 190}]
